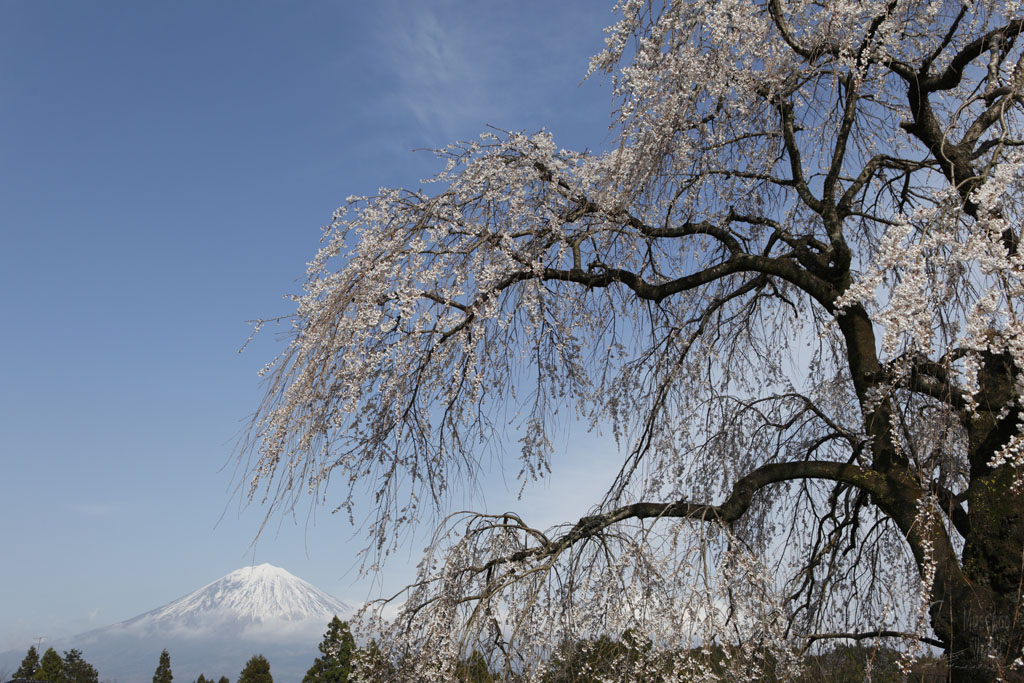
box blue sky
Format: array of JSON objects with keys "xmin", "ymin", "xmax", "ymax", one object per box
[{"xmin": 0, "ymin": 1, "xmax": 626, "ymax": 652}]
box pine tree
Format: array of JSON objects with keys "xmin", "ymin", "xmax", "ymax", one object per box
[
  {"xmin": 237, "ymin": 655, "xmax": 271, "ymax": 683},
  {"xmin": 152, "ymin": 649, "xmax": 172, "ymax": 683},
  {"xmin": 217, "ymin": 677, "xmax": 229, "ymax": 683},
  {"xmin": 33, "ymin": 647, "xmax": 64, "ymax": 683},
  {"xmin": 303, "ymin": 617, "xmax": 355, "ymax": 683},
  {"xmin": 14, "ymin": 646, "xmax": 40, "ymax": 679},
  {"xmin": 61, "ymin": 649, "xmax": 97, "ymax": 683},
  {"xmin": 195, "ymin": 676, "xmax": 207, "ymax": 683}
]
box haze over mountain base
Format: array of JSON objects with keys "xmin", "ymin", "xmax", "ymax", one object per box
[{"xmin": 0, "ymin": 564, "xmax": 354, "ymax": 683}]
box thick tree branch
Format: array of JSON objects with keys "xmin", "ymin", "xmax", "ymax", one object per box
[
  {"xmin": 920, "ymin": 17, "xmax": 1024, "ymax": 94},
  {"xmin": 487, "ymin": 461, "xmax": 887, "ymax": 571},
  {"xmin": 535, "ymin": 251, "xmax": 838, "ymax": 309},
  {"xmin": 802, "ymin": 629, "xmax": 948, "ymax": 649}
]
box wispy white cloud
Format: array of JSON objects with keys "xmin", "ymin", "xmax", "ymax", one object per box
[
  {"xmin": 66, "ymin": 502, "xmax": 117, "ymax": 517},
  {"xmin": 379, "ymin": 5, "xmax": 487, "ymax": 142}
]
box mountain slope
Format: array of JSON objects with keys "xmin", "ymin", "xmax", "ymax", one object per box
[{"xmin": 112, "ymin": 563, "xmax": 353, "ymax": 640}]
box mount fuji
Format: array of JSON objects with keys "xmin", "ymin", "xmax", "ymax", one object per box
[
  {"xmin": 1, "ymin": 564, "xmax": 355, "ymax": 683},
  {"xmin": 108, "ymin": 563, "xmax": 353, "ymax": 641}
]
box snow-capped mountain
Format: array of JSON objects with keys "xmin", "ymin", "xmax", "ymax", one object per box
[
  {"xmin": 112, "ymin": 563, "xmax": 353, "ymax": 640},
  {"xmin": 1, "ymin": 564, "xmax": 355, "ymax": 683}
]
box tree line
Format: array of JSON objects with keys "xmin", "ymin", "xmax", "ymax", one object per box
[
  {"xmin": 5, "ymin": 617, "xmax": 368, "ymax": 683},
  {"xmin": 5, "ymin": 615, "xmax": 954, "ymax": 682},
  {"xmin": 296, "ymin": 617, "xmax": 955, "ymax": 681},
  {"xmin": 303, "ymin": 620, "xmax": 951, "ymax": 682},
  {"xmin": 10, "ymin": 646, "xmax": 97, "ymax": 683},
  {"xmin": 9, "ymin": 642, "xmax": 278, "ymax": 683},
  {"xmin": 151, "ymin": 648, "xmax": 270, "ymax": 683}
]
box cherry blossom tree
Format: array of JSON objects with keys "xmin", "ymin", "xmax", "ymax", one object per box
[{"xmin": 242, "ymin": 1, "xmax": 1024, "ymax": 680}]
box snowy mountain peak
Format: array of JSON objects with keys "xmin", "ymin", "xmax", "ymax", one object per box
[
  {"xmin": 116, "ymin": 564, "xmax": 353, "ymax": 636},
  {"xmin": 217, "ymin": 563, "xmax": 309, "ymax": 592}
]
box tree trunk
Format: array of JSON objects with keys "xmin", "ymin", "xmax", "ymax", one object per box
[
  {"xmin": 945, "ymin": 464, "xmax": 1024, "ymax": 681},
  {"xmin": 945, "ymin": 353, "xmax": 1024, "ymax": 681}
]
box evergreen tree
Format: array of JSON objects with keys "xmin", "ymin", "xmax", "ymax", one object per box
[
  {"xmin": 61, "ymin": 649, "xmax": 97, "ymax": 683},
  {"xmin": 33, "ymin": 647, "xmax": 64, "ymax": 683},
  {"xmin": 217, "ymin": 677, "xmax": 229, "ymax": 683},
  {"xmin": 152, "ymin": 649, "xmax": 172, "ymax": 683},
  {"xmin": 303, "ymin": 617, "xmax": 355, "ymax": 683},
  {"xmin": 14, "ymin": 646, "xmax": 40, "ymax": 679},
  {"xmin": 195, "ymin": 676, "xmax": 208, "ymax": 683},
  {"xmin": 237, "ymin": 655, "xmax": 271, "ymax": 683}
]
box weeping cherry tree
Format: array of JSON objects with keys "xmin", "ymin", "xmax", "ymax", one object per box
[{"xmin": 242, "ymin": 1, "xmax": 1024, "ymax": 680}]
